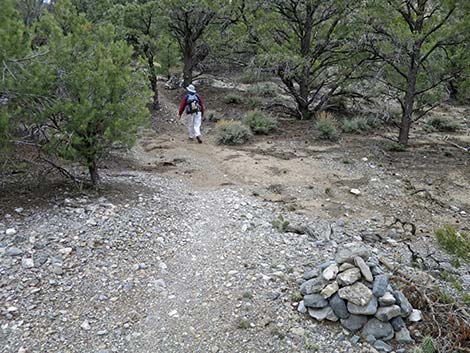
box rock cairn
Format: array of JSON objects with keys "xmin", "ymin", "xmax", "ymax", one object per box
[{"xmin": 298, "ymin": 245, "xmax": 422, "ymax": 351}]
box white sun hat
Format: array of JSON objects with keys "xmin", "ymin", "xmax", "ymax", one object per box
[{"xmin": 186, "ymin": 84, "xmax": 196, "ymax": 93}]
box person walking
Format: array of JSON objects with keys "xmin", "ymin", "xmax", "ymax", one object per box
[{"xmin": 178, "ymin": 84, "xmax": 205, "ymax": 143}]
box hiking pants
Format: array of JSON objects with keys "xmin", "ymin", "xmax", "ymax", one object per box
[{"xmin": 187, "ymin": 112, "xmax": 202, "ymax": 138}]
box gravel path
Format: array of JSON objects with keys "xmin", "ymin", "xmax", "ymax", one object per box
[{"xmin": 1, "ymin": 172, "xmax": 379, "ymax": 353}]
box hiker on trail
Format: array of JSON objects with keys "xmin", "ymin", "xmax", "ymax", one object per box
[{"xmin": 179, "ymin": 84, "xmax": 205, "ymax": 143}]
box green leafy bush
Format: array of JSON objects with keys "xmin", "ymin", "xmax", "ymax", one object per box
[
  {"xmin": 244, "ymin": 110, "xmax": 277, "ymax": 134},
  {"xmin": 240, "ymin": 69, "xmax": 270, "ymax": 84},
  {"xmin": 215, "ymin": 120, "xmax": 252, "ymax": 145},
  {"xmin": 223, "ymin": 94, "xmax": 243, "ymax": 104},
  {"xmin": 342, "ymin": 117, "xmax": 369, "ymax": 133},
  {"xmin": 435, "ymin": 225, "xmax": 470, "ymax": 262},
  {"xmin": 205, "ymin": 110, "xmax": 222, "ymax": 122},
  {"xmin": 384, "ymin": 141, "xmax": 407, "ymax": 152},
  {"xmin": 247, "ymin": 98, "xmax": 261, "ymax": 109},
  {"xmin": 425, "ymin": 116, "xmax": 460, "ymax": 132},
  {"xmin": 315, "ymin": 112, "xmax": 339, "ymax": 141}
]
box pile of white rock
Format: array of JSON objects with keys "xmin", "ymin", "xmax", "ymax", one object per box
[{"xmin": 298, "ymin": 245, "xmax": 422, "ymax": 352}]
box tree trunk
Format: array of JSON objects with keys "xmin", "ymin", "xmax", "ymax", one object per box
[
  {"xmin": 147, "ymin": 55, "xmax": 159, "ymax": 110},
  {"xmin": 88, "ymin": 160, "xmax": 99, "ymax": 186},
  {"xmin": 183, "ymin": 39, "xmax": 193, "ymax": 87},
  {"xmin": 399, "ymin": 44, "xmax": 420, "ymax": 146}
]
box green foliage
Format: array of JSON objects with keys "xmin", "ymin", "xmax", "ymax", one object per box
[
  {"xmin": 240, "ymin": 69, "xmax": 271, "ymax": 84},
  {"xmin": 424, "ymin": 116, "xmax": 461, "ymax": 132},
  {"xmin": 435, "ymin": 225, "xmax": 470, "ymax": 262},
  {"xmin": 342, "ymin": 117, "xmax": 370, "ymax": 134},
  {"xmin": 383, "ymin": 141, "xmax": 407, "ymax": 152},
  {"xmin": 223, "ymin": 94, "xmax": 243, "ymax": 104},
  {"xmin": 215, "ymin": 120, "xmax": 252, "ymax": 145},
  {"xmin": 315, "ymin": 112, "xmax": 339, "ymax": 141},
  {"xmin": 247, "ymin": 98, "xmax": 261, "ymax": 109},
  {"xmin": 272, "ymin": 214, "xmax": 290, "ymax": 233},
  {"xmin": 413, "ymin": 336, "xmax": 437, "ymax": 353},
  {"xmin": 244, "ymin": 110, "xmax": 277, "ymax": 135},
  {"xmin": 205, "ymin": 110, "xmax": 222, "ymax": 122},
  {"xmin": 236, "ymin": 318, "xmax": 250, "ymax": 329},
  {"xmin": 290, "ymin": 291, "xmax": 302, "ymax": 302},
  {"xmin": 247, "ymin": 83, "xmax": 277, "ymax": 97}
]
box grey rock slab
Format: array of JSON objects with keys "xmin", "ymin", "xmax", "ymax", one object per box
[
  {"xmin": 340, "ymin": 315, "xmax": 368, "ymax": 332},
  {"xmin": 322, "ymin": 264, "xmax": 339, "ymax": 281},
  {"xmin": 390, "ymin": 316, "xmax": 405, "ymax": 332},
  {"xmin": 378, "ymin": 292, "xmax": 396, "ymax": 306},
  {"xmin": 373, "ymin": 340, "xmax": 392, "ymax": 352},
  {"xmin": 393, "ymin": 290, "xmax": 413, "ymax": 317},
  {"xmin": 338, "ymin": 282, "xmax": 373, "ymax": 306},
  {"xmin": 329, "ymin": 293, "xmax": 349, "ymax": 319},
  {"xmin": 308, "ymin": 306, "xmax": 334, "ymax": 321},
  {"xmin": 372, "ymin": 275, "xmax": 389, "ymax": 297},
  {"xmin": 5, "ymin": 247, "xmax": 23, "ymax": 256},
  {"xmin": 303, "ymin": 294, "xmax": 328, "ymax": 308},
  {"xmin": 347, "ymin": 296, "xmax": 378, "ymax": 315},
  {"xmin": 335, "ymin": 245, "xmax": 370, "ymax": 264},
  {"xmin": 303, "ymin": 268, "xmax": 319, "ymax": 280},
  {"xmin": 337, "ymin": 268, "xmax": 361, "ymax": 286},
  {"xmin": 320, "ymin": 281, "xmax": 339, "ymax": 298},
  {"xmin": 339, "ymin": 263, "xmax": 355, "ymax": 272},
  {"xmin": 362, "ymin": 318, "xmax": 394, "ymax": 341},
  {"xmin": 300, "ymin": 276, "xmax": 327, "ymax": 295},
  {"xmin": 354, "ymin": 256, "xmax": 373, "ymax": 282},
  {"xmin": 375, "ymin": 305, "xmax": 401, "ymax": 322},
  {"xmin": 395, "ymin": 327, "xmax": 414, "ymax": 343}
]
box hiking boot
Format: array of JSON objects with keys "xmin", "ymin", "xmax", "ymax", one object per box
[{"xmin": 196, "ymin": 136, "xmax": 202, "ymax": 143}]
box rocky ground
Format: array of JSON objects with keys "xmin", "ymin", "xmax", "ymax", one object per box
[{"xmin": 1, "ymin": 82, "xmax": 469, "ymax": 353}]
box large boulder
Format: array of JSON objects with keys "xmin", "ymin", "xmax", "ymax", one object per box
[
  {"xmin": 337, "ymin": 268, "xmax": 361, "ymax": 286},
  {"xmin": 335, "ymin": 245, "xmax": 370, "ymax": 264}
]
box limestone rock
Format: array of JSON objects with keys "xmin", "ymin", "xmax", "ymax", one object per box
[
  {"xmin": 304, "ymin": 293, "xmax": 328, "ymax": 308},
  {"xmin": 322, "ymin": 264, "xmax": 339, "ymax": 281},
  {"xmin": 297, "ymin": 300, "xmax": 307, "ymax": 314},
  {"xmin": 300, "ymin": 276, "xmax": 327, "ymax": 295},
  {"xmin": 321, "ymin": 281, "xmax": 339, "ymax": 298},
  {"xmin": 339, "ymin": 263, "xmax": 355, "ymax": 272},
  {"xmin": 375, "ymin": 305, "xmax": 401, "ymax": 322},
  {"xmin": 395, "ymin": 327, "xmax": 414, "ymax": 343},
  {"xmin": 335, "ymin": 245, "xmax": 370, "ymax": 264},
  {"xmin": 393, "ymin": 290, "xmax": 413, "ymax": 317},
  {"xmin": 354, "ymin": 256, "xmax": 373, "ymax": 282},
  {"xmin": 372, "ymin": 275, "xmax": 389, "ymax": 297},
  {"xmin": 340, "ymin": 315, "xmax": 368, "ymax": 332},
  {"xmin": 390, "ymin": 316, "xmax": 405, "ymax": 332},
  {"xmin": 348, "ymin": 296, "xmax": 378, "ymax": 315},
  {"xmin": 337, "ymin": 268, "xmax": 361, "ymax": 286},
  {"xmin": 338, "ymin": 282, "xmax": 373, "ymax": 306},
  {"xmin": 362, "ymin": 318, "xmax": 394, "ymax": 341},
  {"xmin": 378, "ymin": 292, "xmax": 396, "ymax": 306},
  {"xmin": 408, "ymin": 309, "xmax": 422, "ymax": 322},
  {"xmin": 308, "ymin": 306, "xmax": 333, "ymax": 321},
  {"xmin": 329, "ymin": 293, "xmax": 349, "ymax": 319}
]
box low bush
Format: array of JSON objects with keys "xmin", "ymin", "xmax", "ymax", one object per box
[
  {"xmin": 244, "ymin": 110, "xmax": 277, "ymax": 134},
  {"xmin": 240, "ymin": 69, "xmax": 271, "ymax": 84},
  {"xmin": 342, "ymin": 115, "xmax": 384, "ymax": 134},
  {"xmin": 425, "ymin": 116, "xmax": 460, "ymax": 132},
  {"xmin": 383, "ymin": 141, "xmax": 407, "ymax": 152},
  {"xmin": 247, "ymin": 98, "xmax": 261, "ymax": 109},
  {"xmin": 223, "ymin": 94, "xmax": 243, "ymax": 104},
  {"xmin": 315, "ymin": 112, "xmax": 339, "ymax": 141},
  {"xmin": 435, "ymin": 225, "xmax": 470, "ymax": 262},
  {"xmin": 205, "ymin": 110, "xmax": 222, "ymax": 122},
  {"xmin": 247, "ymin": 83, "xmax": 277, "ymax": 97},
  {"xmin": 215, "ymin": 120, "xmax": 252, "ymax": 145}
]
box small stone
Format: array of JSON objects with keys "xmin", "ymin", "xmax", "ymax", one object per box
[
  {"xmin": 51, "ymin": 264, "xmax": 63, "ymax": 275},
  {"xmin": 362, "ymin": 318, "xmax": 394, "ymax": 341},
  {"xmin": 351, "ymin": 335, "xmax": 360, "ymax": 344},
  {"xmin": 338, "ymin": 282, "xmax": 373, "ymax": 306},
  {"xmin": 304, "ymin": 294, "xmax": 328, "ymax": 308},
  {"xmin": 97, "ymin": 329, "xmax": 108, "ymax": 336},
  {"xmin": 373, "ymin": 340, "xmax": 392, "ymax": 352},
  {"xmin": 302, "ymin": 268, "xmax": 319, "ymax": 280},
  {"xmin": 290, "ymin": 327, "xmax": 305, "ymax": 336},
  {"xmin": 348, "ymin": 296, "xmax": 378, "ymax": 315},
  {"xmin": 335, "ymin": 245, "xmax": 370, "ymax": 264},
  {"xmin": 322, "ymin": 264, "xmax": 339, "ymax": 281},
  {"xmin": 6, "ymin": 228, "xmax": 17, "ymax": 236},
  {"xmin": 21, "ymin": 258, "xmax": 34, "ymax": 269},
  {"xmin": 378, "ymin": 292, "xmax": 396, "ymax": 306},
  {"xmin": 395, "ymin": 327, "xmax": 414, "ymax": 343},
  {"xmin": 339, "ymin": 263, "xmax": 355, "ymax": 272},
  {"xmin": 297, "ymin": 300, "xmax": 307, "ymax": 314},
  {"xmin": 321, "ymin": 281, "xmax": 339, "ymax": 298},
  {"xmin": 365, "ymin": 335, "xmax": 376, "ymax": 344},
  {"xmin": 337, "ymin": 268, "xmax": 361, "ymax": 286},
  {"xmin": 329, "ymin": 293, "xmax": 349, "ymax": 319},
  {"xmin": 393, "ymin": 290, "xmax": 413, "ymax": 317},
  {"xmin": 350, "ymin": 189, "xmax": 361, "ymax": 195},
  {"xmin": 300, "ymin": 276, "xmax": 327, "ymax": 295},
  {"xmin": 81, "ymin": 320, "xmax": 91, "ymax": 331},
  {"xmin": 340, "ymin": 315, "xmax": 368, "ymax": 332},
  {"xmin": 168, "ymin": 310, "xmax": 178, "ymax": 317},
  {"xmin": 375, "ymin": 305, "xmax": 401, "ymax": 321},
  {"xmin": 18, "ymin": 347, "xmax": 27, "ymax": 353},
  {"xmin": 308, "ymin": 306, "xmax": 333, "ymax": 321},
  {"xmin": 372, "ymin": 275, "xmax": 389, "ymax": 297},
  {"xmin": 390, "ymin": 316, "xmax": 405, "ymax": 332},
  {"xmin": 58, "ymin": 247, "xmax": 73, "ymax": 256},
  {"xmin": 6, "ymin": 247, "xmax": 23, "ymax": 256},
  {"xmin": 408, "ymin": 309, "xmax": 422, "ymax": 322},
  {"xmin": 354, "ymin": 256, "xmax": 373, "ymax": 282},
  {"xmin": 15, "ymin": 208, "xmax": 24, "ymax": 213}
]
